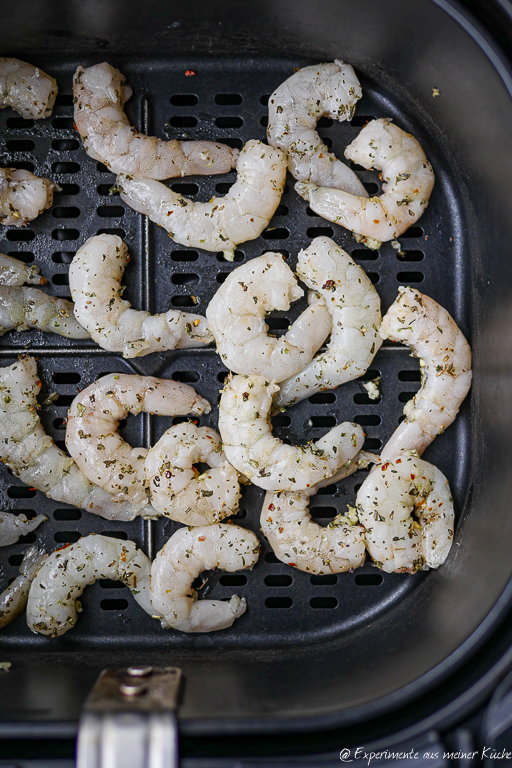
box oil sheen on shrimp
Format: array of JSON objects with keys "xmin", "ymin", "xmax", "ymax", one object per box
[
  {"xmin": 0, "ymin": 168, "xmax": 55, "ymax": 227},
  {"xmin": 380, "ymin": 287, "xmax": 472, "ymax": 460},
  {"xmin": 0, "ymin": 286, "xmax": 88, "ymax": 339},
  {"xmin": 0, "ymin": 254, "xmax": 45, "ymax": 286},
  {"xmin": 219, "ymin": 373, "xmax": 365, "ymax": 491},
  {"xmin": 145, "ymin": 423, "xmax": 240, "ymax": 525},
  {"xmin": 117, "ymin": 140, "xmax": 287, "ymax": 260},
  {"xmin": 0, "ymin": 511, "xmax": 46, "ymax": 548},
  {"xmin": 0, "ymin": 546, "xmax": 46, "ymax": 629},
  {"xmin": 69, "ymin": 234, "xmax": 212, "ymax": 357},
  {"xmin": 66, "ymin": 373, "xmax": 211, "ymax": 511},
  {"xmin": 357, "ymin": 451, "xmax": 454, "ymax": 572},
  {"xmin": 0, "ymin": 58, "xmax": 57, "ymax": 119},
  {"xmin": 0, "ymin": 357, "xmax": 151, "ymax": 522},
  {"xmin": 275, "ymin": 236, "xmax": 381, "ymax": 406},
  {"xmin": 73, "ymin": 63, "xmax": 238, "ymax": 179},
  {"xmin": 261, "ymin": 450, "xmax": 372, "ymax": 574},
  {"xmin": 151, "ymin": 524, "xmax": 260, "ymax": 633},
  {"xmin": 206, "ymin": 252, "xmax": 332, "ymax": 381},
  {"xmin": 27, "ymin": 535, "xmax": 155, "ymax": 637},
  {"xmin": 296, "ymin": 118, "xmax": 435, "ymax": 242},
  {"xmin": 267, "ymin": 61, "xmax": 367, "ymax": 196}
]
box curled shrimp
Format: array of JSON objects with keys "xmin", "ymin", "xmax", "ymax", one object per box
[
  {"xmin": 0, "ymin": 546, "xmax": 46, "ymax": 629},
  {"xmin": 0, "ymin": 254, "xmax": 45, "ymax": 286},
  {"xmin": 296, "ymin": 118, "xmax": 435, "ymax": 242},
  {"xmin": 69, "ymin": 234, "xmax": 212, "ymax": 357},
  {"xmin": 357, "ymin": 451, "xmax": 454, "ymax": 572},
  {"xmin": 0, "ymin": 168, "xmax": 55, "ymax": 227},
  {"xmin": 0, "ymin": 357, "xmax": 154, "ymax": 522},
  {"xmin": 218, "ymin": 373, "xmax": 365, "ymax": 491},
  {"xmin": 73, "ymin": 63, "xmax": 238, "ymax": 179},
  {"xmin": 267, "ymin": 61, "xmax": 367, "ymax": 197},
  {"xmin": 380, "ymin": 287, "xmax": 472, "ymax": 460},
  {"xmin": 117, "ymin": 140, "xmax": 287, "ymax": 261},
  {"xmin": 27, "ymin": 535, "xmax": 155, "ymax": 637},
  {"xmin": 261, "ymin": 452, "xmax": 375, "ymax": 574},
  {"xmin": 151, "ymin": 524, "xmax": 260, "ymax": 633},
  {"xmin": 206, "ymin": 252, "xmax": 332, "ymax": 381},
  {"xmin": 0, "ymin": 511, "xmax": 46, "ymax": 548},
  {"xmin": 145, "ymin": 423, "xmax": 240, "ymax": 525},
  {"xmin": 275, "ymin": 236, "xmax": 381, "ymax": 406},
  {"xmin": 0, "ymin": 58, "xmax": 57, "ymax": 119},
  {"xmin": 66, "ymin": 373, "xmax": 210, "ymax": 511}
]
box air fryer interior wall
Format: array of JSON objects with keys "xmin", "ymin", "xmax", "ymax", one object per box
[{"xmin": 0, "ymin": 0, "xmax": 512, "ymax": 740}]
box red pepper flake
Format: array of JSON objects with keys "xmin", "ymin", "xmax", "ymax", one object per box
[
  {"xmin": 373, "ymin": 219, "xmax": 380, "ymax": 224},
  {"xmin": 73, "ymin": 122, "xmax": 78, "ymax": 132},
  {"xmin": 278, "ymin": 527, "xmax": 284, "ymax": 533},
  {"xmin": 381, "ymin": 462, "xmax": 389, "ymax": 471},
  {"xmin": 121, "ymin": 550, "xmax": 127, "ymax": 562},
  {"xmin": 288, "ymin": 563, "xmax": 296, "ymax": 567},
  {"xmin": 318, "ymin": 153, "xmax": 323, "ymax": 159},
  {"xmin": 185, "ymin": 70, "xmax": 196, "ymax": 77},
  {"xmin": 268, "ymin": 503, "xmax": 275, "ymax": 511},
  {"xmin": 410, "ymin": 473, "xmax": 416, "ymax": 480},
  {"xmin": 29, "ymin": 487, "xmax": 36, "ymax": 491},
  {"xmin": 198, "ymin": 535, "xmax": 206, "ymax": 541},
  {"xmin": 396, "ymin": 458, "xmax": 402, "ymax": 463},
  {"xmin": 54, "ymin": 543, "xmax": 71, "ymax": 552}
]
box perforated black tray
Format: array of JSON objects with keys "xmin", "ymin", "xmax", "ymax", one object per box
[{"xmin": 0, "ymin": 56, "xmax": 470, "ymax": 652}]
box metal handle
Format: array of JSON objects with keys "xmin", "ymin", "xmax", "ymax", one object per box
[{"xmin": 77, "ymin": 667, "xmax": 181, "ymax": 768}]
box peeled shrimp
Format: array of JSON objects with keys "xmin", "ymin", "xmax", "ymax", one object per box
[
  {"xmin": 0, "ymin": 286, "xmax": 88, "ymax": 339},
  {"xmin": 0, "ymin": 254, "xmax": 45, "ymax": 286},
  {"xmin": 357, "ymin": 451, "xmax": 454, "ymax": 572},
  {"xmin": 27, "ymin": 534, "xmax": 154, "ymax": 637},
  {"xmin": 218, "ymin": 373, "xmax": 365, "ymax": 491},
  {"xmin": 73, "ymin": 63, "xmax": 237, "ymax": 179},
  {"xmin": 0, "ymin": 511, "xmax": 46, "ymax": 548},
  {"xmin": 117, "ymin": 140, "xmax": 287, "ymax": 260},
  {"xmin": 151, "ymin": 524, "xmax": 260, "ymax": 633},
  {"xmin": 0, "ymin": 59, "xmax": 57, "ymax": 119},
  {"xmin": 0, "ymin": 357, "xmax": 152, "ymax": 522},
  {"xmin": 66, "ymin": 373, "xmax": 210, "ymax": 511},
  {"xmin": 275, "ymin": 236, "xmax": 381, "ymax": 406},
  {"xmin": 0, "ymin": 168, "xmax": 55, "ymax": 227},
  {"xmin": 296, "ymin": 118, "xmax": 435, "ymax": 242},
  {"xmin": 267, "ymin": 61, "xmax": 367, "ymax": 196},
  {"xmin": 0, "ymin": 546, "xmax": 46, "ymax": 629},
  {"xmin": 380, "ymin": 287, "xmax": 472, "ymax": 460},
  {"xmin": 69, "ymin": 234, "xmax": 212, "ymax": 357},
  {"xmin": 145, "ymin": 423, "xmax": 240, "ymax": 525},
  {"xmin": 261, "ymin": 451, "xmax": 373, "ymax": 574},
  {"xmin": 206, "ymin": 253, "xmax": 332, "ymax": 381}
]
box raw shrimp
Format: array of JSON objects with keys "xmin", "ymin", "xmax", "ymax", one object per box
[
  {"xmin": 66, "ymin": 373, "xmax": 210, "ymax": 511},
  {"xmin": 380, "ymin": 287, "xmax": 472, "ymax": 460},
  {"xmin": 296, "ymin": 118, "xmax": 435, "ymax": 242},
  {"xmin": 145, "ymin": 423, "xmax": 240, "ymax": 525},
  {"xmin": 275, "ymin": 236, "xmax": 381, "ymax": 406},
  {"xmin": 0, "ymin": 546, "xmax": 46, "ymax": 629},
  {"xmin": 151, "ymin": 524, "xmax": 260, "ymax": 633},
  {"xmin": 267, "ymin": 61, "xmax": 367, "ymax": 196},
  {"xmin": 0, "ymin": 168, "xmax": 55, "ymax": 227},
  {"xmin": 117, "ymin": 140, "xmax": 287, "ymax": 260},
  {"xmin": 73, "ymin": 63, "xmax": 237, "ymax": 178},
  {"xmin": 357, "ymin": 451, "xmax": 454, "ymax": 572},
  {"xmin": 261, "ymin": 451, "xmax": 374, "ymax": 574},
  {"xmin": 0, "ymin": 357, "xmax": 153, "ymax": 522},
  {"xmin": 0, "ymin": 286, "xmax": 89, "ymax": 339},
  {"xmin": 0, "ymin": 254, "xmax": 45, "ymax": 286},
  {"xmin": 218, "ymin": 373, "xmax": 365, "ymax": 491},
  {"xmin": 69, "ymin": 234, "xmax": 211, "ymax": 357},
  {"xmin": 0, "ymin": 59, "xmax": 57, "ymax": 119},
  {"xmin": 206, "ymin": 252, "xmax": 332, "ymax": 381},
  {"xmin": 27, "ymin": 535, "xmax": 155, "ymax": 637},
  {"xmin": 0, "ymin": 511, "xmax": 46, "ymax": 548}
]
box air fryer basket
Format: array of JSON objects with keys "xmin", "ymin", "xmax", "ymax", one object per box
[{"xmin": 1, "ymin": 0, "xmax": 512, "ymax": 743}]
